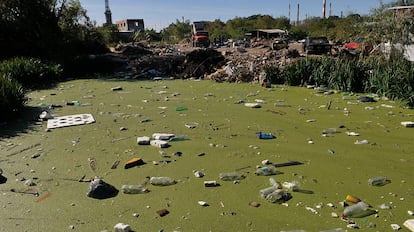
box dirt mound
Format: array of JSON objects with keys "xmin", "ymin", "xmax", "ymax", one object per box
[
  {"xmin": 115, "ymin": 43, "xmax": 153, "ymax": 56},
  {"xmin": 180, "ymin": 49, "xmax": 225, "ymax": 78}
]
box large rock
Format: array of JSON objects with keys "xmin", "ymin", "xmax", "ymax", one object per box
[{"xmin": 86, "ymin": 177, "xmax": 118, "ymax": 199}]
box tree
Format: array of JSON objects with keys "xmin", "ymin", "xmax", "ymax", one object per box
[
  {"xmin": 366, "ymin": 1, "xmax": 413, "ymax": 50},
  {"xmin": 0, "ymin": 0, "xmax": 61, "ymax": 59},
  {"xmin": 160, "ymin": 19, "xmax": 191, "ymax": 43}
]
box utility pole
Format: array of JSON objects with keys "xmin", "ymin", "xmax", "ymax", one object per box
[
  {"xmin": 289, "ymin": 3, "xmax": 291, "ymax": 24},
  {"xmin": 104, "ymin": 0, "xmax": 113, "ymax": 26},
  {"xmin": 329, "ymin": 2, "xmax": 332, "ymax": 17},
  {"xmin": 322, "ymin": 0, "xmax": 327, "ymax": 19},
  {"xmin": 297, "ymin": 3, "xmax": 300, "ymax": 26}
]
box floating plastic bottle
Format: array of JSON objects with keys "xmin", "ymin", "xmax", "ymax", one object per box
[
  {"xmin": 258, "ymin": 132, "xmax": 275, "ymax": 139},
  {"xmin": 121, "ymin": 184, "xmax": 148, "ymax": 194},
  {"xmin": 260, "ymin": 186, "xmax": 278, "ymax": 198},
  {"xmin": 269, "ymin": 177, "xmax": 281, "ymax": 188},
  {"xmin": 149, "ymin": 177, "xmax": 176, "ymax": 186},
  {"xmin": 265, "ymin": 189, "xmax": 289, "ymax": 203},
  {"xmin": 282, "ymin": 181, "xmax": 300, "ymax": 191},
  {"xmin": 255, "ymin": 166, "xmax": 278, "ymax": 176},
  {"xmin": 342, "ymin": 201, "xmax": 370, "ymax": 218},
  {"xmin": 368, "ymin": 176, "xmax": 387, "ymax": 186},
  {"xmin": 219, "ymin": 172, "xmax": 245, "ymax": 181}
]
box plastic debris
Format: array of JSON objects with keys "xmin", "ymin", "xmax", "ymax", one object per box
[
  {"xmin": 346, "ymin": 131, "xmax": 359, "ymax": 136},
  {"xmin": 193, "ymin": 170, "xmax": 205, "ymax": 178},
  {"xmin": 114, "ymin": 223, "xmax": 131, "ymax": 232},
  {"xmin": 401, "ymin": 121, "xmax": 414, "ymax": 128},
  {"xmin": 150, "ymin": 140, "xmax": 169, "ymax": 148},
  {"xmin": 391, "ymin": 224, "xmax": 401, "ymax": 231},
  {"xmin": 39, "ymin": 111, "xmax": 53, "ymax": 120},
  {"xmin": 354, "ymin": 139, "xmax": 369, "ymax": 145},
  {"xmin": 257, "ymin": 132, "xmax": 275, "ymax": 139},
  {"xmin": 152, "ymin": 133, "xmax": 175, "ymax": 140},
  {"xmin": 345, "ymin": 195, "xmax": 361, "ymax": 203},
  {"xmin": 204, "ymin": 180, "xmax": 219, "ymax": 187},
  {"xmin": 156, "ymin": 209, "xmax": 169, "ymax": 217},
  {"xmin": 47, "ymin": 114, "xmax": 95, "ymax": 129},
  {"xmin": 368, "ymin": 176, "xmax": 388, "ymax": 186},
  {"xmin": 122, "ymin": 184, "xmax": 148, "ymax": 194},
  {"xmin": 150, "ymin": 177, "xmax": 176, "ymax": 186},
  {"xmin": 219, "ymin": 172, "xmax": 245, "ymax": 181},
  {"xmin": 111, "ymin": 86, "xmax": 123, "ymax": 91},
  {"xmin": 198, "ymin": 201, "xmax": 209, "ymax": 206},
  {"xmin": 124, "ymin": 157, "xmax": 145, "ymax": 169},
  {"xmin": 244, "ymin": 103, "xmax": 261, "ymax": 108},
  {"xmin": 282, "ymin": 181, "xmax": 300, "ymax": 191},
  {"xmin": 137, "ymin": 136, "xmax": 151, "ymax": 145},
  {"xmin": 403, "ymin": 219, "xmax": 414, "ymax": 231},
  {"xmin": 254, "ymin": 166, "xmax": 279, "ymax": 176}
]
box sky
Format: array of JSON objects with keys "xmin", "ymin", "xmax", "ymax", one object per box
[{"xmin": 79, "ymin": 0, "xmax": 395, "ymax": 31}]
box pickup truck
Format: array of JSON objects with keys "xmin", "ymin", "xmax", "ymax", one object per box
[{"xmin": 303, "ymin": 36, "xmax": 332, "ymax": 55}]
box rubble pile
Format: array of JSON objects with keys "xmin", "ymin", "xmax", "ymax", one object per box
[{"xmin": 114, "ymin": 42, "xmax": 301, "ymax": 82}]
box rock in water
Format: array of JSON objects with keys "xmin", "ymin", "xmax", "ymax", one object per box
[{"xmin": 86, "ymin": 177, "xmax": 118, "ymax": 199}]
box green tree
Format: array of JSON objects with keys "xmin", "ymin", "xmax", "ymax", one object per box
[
  {"xmin": 161, "ymin": 19, "xmax": 191, "ymax": 43},
  {"xmin": 0, "ymin": 0, "xmax": 61, "ymax": 59}
]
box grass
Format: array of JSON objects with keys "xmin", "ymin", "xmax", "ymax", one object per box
[{"xmin": 0, "ymin": 79, "xmax": 413, "ymax": 231}]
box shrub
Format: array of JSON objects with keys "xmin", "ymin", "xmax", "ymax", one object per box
[
  {"xmin": 0, "ymin": 74, "xmax": 26, "ymax": 121},
  {"xmin": 284, "ymin": 57, "xmax": 322, "ymax": 86},
  {"xmin": 0, "ymin": 57, "xmax": 62, "ymax": 89},
  {"xmin": 366, "ymin": 57, "xmax": 414, "ymax": 106},
  {"xmin": 263, "ymin": 65, "xmax": 283, "ymax": 84}
]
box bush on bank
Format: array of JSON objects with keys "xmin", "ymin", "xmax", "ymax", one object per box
[{"xmin": 282, "ymin": 56, "xmax": 414, "ymax": 107}]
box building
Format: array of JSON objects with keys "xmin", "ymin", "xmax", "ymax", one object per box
[
  {"xmin": 388, "ymin": 5, "xmax": 414, "ymax": 18},
  {"xmin": 116, "ymin": 19, "xmax": 145, "ymax": 32}
]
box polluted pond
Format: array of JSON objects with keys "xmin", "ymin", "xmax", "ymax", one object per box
[{"xmin": 1, "ymin": 79, "xmax": 414, "ymax": 231}]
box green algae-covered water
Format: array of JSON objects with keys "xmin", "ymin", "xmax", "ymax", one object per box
[{"xmin": 1, "ymin": 79, "xmax": 413, "ymax": 231}]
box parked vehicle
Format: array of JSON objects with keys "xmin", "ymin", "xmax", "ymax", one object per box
[
  {"xmin": 303, "ymin": 36, "xmax": 332, "ymax": 55},
  {"xmin": 192, "ymin": 21, "xmax": 210, "ymax": 48},
  {"xmin": 344, "ymin": 38, "xmax": 373, "ymax": 55}
]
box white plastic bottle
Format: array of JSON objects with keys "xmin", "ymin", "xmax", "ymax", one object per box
[{"xmin": 255, "ymin": 166, "xmax": 278, "ymax": 176}]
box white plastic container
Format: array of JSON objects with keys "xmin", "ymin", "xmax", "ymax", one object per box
[
  {"xmin": 136, "ymin": 136, "xmax": 150, "ymax": 145},
  {"xmin": 150, "ymin": 139, "xmax": 169, "ymax": 148},
  {"xmin": 152, "ymin": 133, "xmax": 175, "ymax": 140},
  {"xmin": 114, "ymin": 223, "xmax": 131, "ymax": 232}
]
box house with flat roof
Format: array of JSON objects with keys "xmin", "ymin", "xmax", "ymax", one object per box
[{"xmin": 116, "ymin": 19, "xmax": 145, "ymax": 32}]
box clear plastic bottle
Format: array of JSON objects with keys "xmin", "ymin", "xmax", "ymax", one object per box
[
  {"xmin": 368, "ymin": 176, "xmax": 387, "ymax": 186},
  {"xmin": 219, "ymin": 172, "xmax": 245, "ymax": 181},
  {"xmin": 260, "ymin": 186, "xmax": 277, "ymax": 198},
  {"xmin": 342, "ymin": 201, "xmax": 369, "ymax": 217},
  {"xmin": 149, "ymin": 177, "xmax": 176, "ymax": 186},
  {"xmin": 255, "ymin": 166, "xmax": 278, "ymax": 176},
  {"xmin": 121, "ymin": 184, "xmax": 148, "ymax": 194},
  {"xmin": 269, "ymin": 177, "xmax": 281, "ymax": 188},
  {"xmin": 265, "ymin": 189, "xmax": 289, "ymax": 203}
]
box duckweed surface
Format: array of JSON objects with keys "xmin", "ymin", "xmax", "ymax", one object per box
[{"xmin": 1, "ymin": 79, "xmax": 413, "ymax": 231}]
